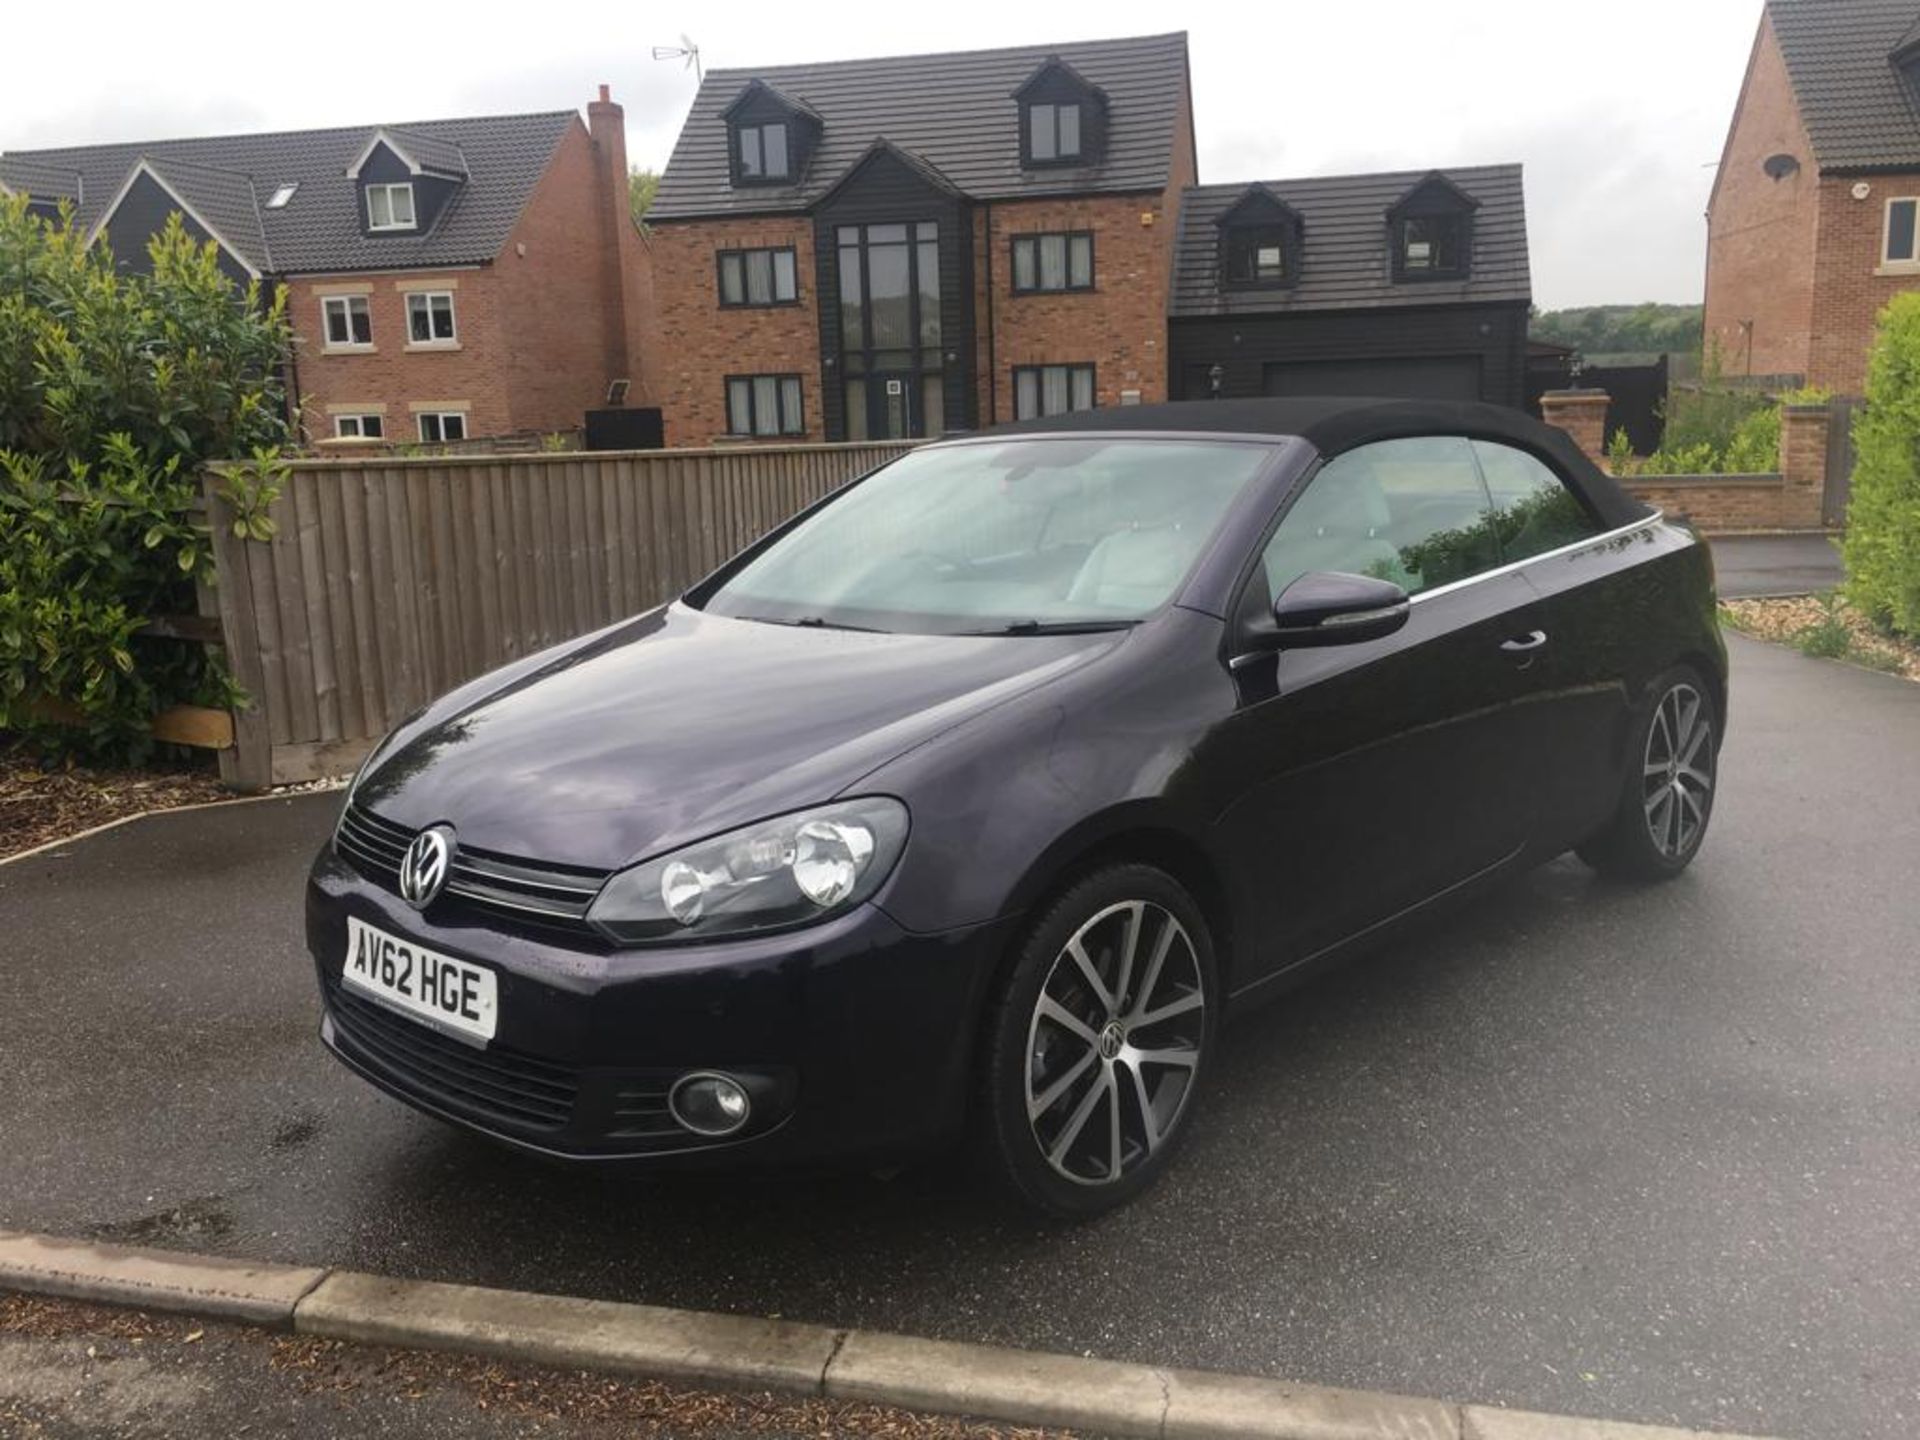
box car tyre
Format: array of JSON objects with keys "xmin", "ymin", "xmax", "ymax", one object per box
[
  {"xmin": 1577, "ymin": 663, "xmax": 1719, "ymax": 882},
  {"xmin": 977, "ymin": 864, "xmax": 1218, "ymax": 1219}
]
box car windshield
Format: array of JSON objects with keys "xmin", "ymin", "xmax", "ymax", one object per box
[{"xmin": 696, "ymin": 437, "xmax": 1278, "ymax": 635}]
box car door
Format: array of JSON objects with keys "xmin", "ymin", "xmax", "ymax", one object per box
[
  {"xmin": 1203, "ymin": 435, "xmax": 1554, "ymax": 981},
  {"xmin": 1469, "ymin": 438, "xmax": 1634, "ymax": 851}
]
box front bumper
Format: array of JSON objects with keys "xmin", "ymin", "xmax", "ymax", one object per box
[{"xmin": 306, "ymin": 847, "xmax": 1011, "ymax": 1165}]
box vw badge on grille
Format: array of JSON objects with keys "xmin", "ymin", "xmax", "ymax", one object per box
[{"xmin": 399, "ymin": 825, "xmax": 455, "ymax": 909}]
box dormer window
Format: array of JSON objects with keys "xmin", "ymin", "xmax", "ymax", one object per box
[
  {"xmin": 722, "ymin": 82, "xmax": 819, "ymax": 190},
  {"xmin": 366, "ymin": 182, "xmax": 416, "ymax": 231},
  {"xmin": 738, "ymin": 122, "xmax": 790, "ymax": 182},
  {"xmin": 1399, "ymin": 215, "xmax": 1464, "ymax": 275},
  {"xmin": 1227, "ymin": 227, "xmax": 1290, "ymax": 285},
  {"xmin": 1214, "ymin": 185, "xmax": 1303, "ymax": 291},
  {"xmin": 1387, "ymin": 172, "xmax": 1478, "ymax": 282},
  {"xmin": 1028, "ymin": 103, "xmax": 1081, "ymax": 163},
  {"xmin": 1015, "ymin": 57, "xmax": 1108, "ymax": 170}
]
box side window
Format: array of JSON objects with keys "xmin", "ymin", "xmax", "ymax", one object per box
[
  {"xmin": 1471, "ymin": 441, "xmax": 1600, "ymax": 563},
  {"xmin": 1260, "ymin": 436, "xmax": 1499, "ymax": 601}
]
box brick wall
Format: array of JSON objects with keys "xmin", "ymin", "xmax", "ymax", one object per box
[
  {"xmin": 1703, "ymin": 14, "xmax": 1818, "ymax": 380},
  {"xmin": 290, "ymin": 269, "xmax": 513, "ymax": 443},
  {"xmin": 496, "ymin": 118, "xmax": 635, "ymax": 433},
  {"xmin": 648, "ymin": 216, "xmax": 822, "ymax": 445},
  {"xmin": 989, "ymin": 192, "xmax": 1175, "ymax": 420},
  {"xmin": 1806, "ymin": 171, "xmax": 1920, "ymax": 394},
  {"xmin": 1547, "ymin": 388, "xmax": 1832, "ymax": 533}
]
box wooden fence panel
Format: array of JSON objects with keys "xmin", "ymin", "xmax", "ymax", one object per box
[{"xmin": 203, "ymin": 440, "xmax": 916, "ymax": 787}]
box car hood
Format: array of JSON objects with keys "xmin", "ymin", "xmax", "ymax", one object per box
[{"xmin": 354, "ymin": 603, "xmax": 1119, "ymax": 870}]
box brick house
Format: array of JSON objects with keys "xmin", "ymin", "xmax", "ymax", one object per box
[
  {"xmin": 645, "ymin": 33, "xmax": 1197, "ymax": 444},
  {"xmin": 0, "ymin": 90, "xmax": 653, "ymax": 445},
  {"xmin": 1705, "ymin": 0, "xmax": 1920, "ymax": 395},
  {"xmin": 1169, "ymin": 166, "xmax": 1530, "ymax": 407}
]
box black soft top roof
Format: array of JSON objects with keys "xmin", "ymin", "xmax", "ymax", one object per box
[{"xmin": 978, "ymin": 396, "xmax": 1649, "ymax": 529}]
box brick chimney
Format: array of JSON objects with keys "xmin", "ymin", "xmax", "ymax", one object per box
[{"xmin": 588, "ymin": 83, "xmax": 636, "ymax": 391}]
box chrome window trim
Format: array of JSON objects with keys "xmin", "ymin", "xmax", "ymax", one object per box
[{"xmin": 1407, "ymin": 509, "xmax": 1665, "ymax": 607}]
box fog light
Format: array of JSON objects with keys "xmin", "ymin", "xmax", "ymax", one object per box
[{"xmin": 668, "ymin": 1071, "xmax": 752, "ymax": 1137}]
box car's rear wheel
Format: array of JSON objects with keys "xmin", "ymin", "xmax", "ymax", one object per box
[
  {"xmin": 978, "ymin": 865, "xmax": 1217, "ymax": 1219},
  {"xmin": 1578, "ymin": 664, "xmax": 1719, "ymax": 881}
]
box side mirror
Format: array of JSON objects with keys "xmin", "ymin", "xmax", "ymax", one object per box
[{"xmin": 1248, "ymin": 571, "xmax": 1410, "ymax": 651}]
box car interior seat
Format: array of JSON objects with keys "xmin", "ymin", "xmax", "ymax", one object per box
[
  {"xmin": 1265, "ymin": 459, "xmax": 1415, "ymax": 597},
  {"xmin": 1066, "ymin": 471, "xmax": 1206, "ymax": 612}
]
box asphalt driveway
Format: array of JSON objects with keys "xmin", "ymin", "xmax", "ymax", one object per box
[
  {"xmin": 2, "ymin": 633, "xmax": 1916, "ymax": 1440},
  {"xmin": 1708, "ymin": 532, "xmax": 1843, "ymax": 597}
]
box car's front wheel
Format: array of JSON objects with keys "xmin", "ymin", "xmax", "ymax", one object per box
[
  {"xmin": 1578, "ymin": 664, "xmax": 1719, "ymax": 881},
  {"xmin": 978, "ymin": 864, "xmax": 1217, "ymax": 1219}
]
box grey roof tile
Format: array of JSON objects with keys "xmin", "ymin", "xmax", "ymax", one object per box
[
  {"xmin": 649, "ymin": 31, "xmax": 1188, "ymax": 220},
  {"xmin": 1769, "ymin": 0, "xmax": 1920, "ymax": 169},
  {"xmin": 370, "ymin": 125, "xmax": 471, "ymax": 178},
  {"xmin": 138, "ymin": 157, "xmax": 272, "ymax": 273},
  {"xmin": 0, "ymin": 156, "xmax": 84, "ymax": 202},
  {"xmin": 1, "ymin": 109, "xmax": 576, "ymax": 274},
  {"xmin": 1170, "ymin": 164, "xmax": 1530, "ymax": 318}
]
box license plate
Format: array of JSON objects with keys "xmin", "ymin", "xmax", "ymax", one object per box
[{"xmin": 342, "ymin": 917, "xmax": 498, "ymax": 1045}]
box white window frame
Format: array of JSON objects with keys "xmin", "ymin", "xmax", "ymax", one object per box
[
  {"xmin": 417, "ymin": 411, "xmax": 468, "ymax": 444},
  {"xmin": 405, "ymin": 290, "xmax": 458, "ymax": 346},
  {"xmin": 321, "ymin": 295, "xmax": 372, "ymax": 349},
  {"xmin": 366, "ymin": 182, "xmax": 417, "ymax": 232},
  {"xmin": 332, "ymin": 413, "xmax": 384, "ymax": 439},
  {"xmin": 266, "ymin": 182, "xmax": 298, "ymax": 209},
  {"xmin": 1884, "ymin": 197, "xmax": 1920, "ymax": 267}
]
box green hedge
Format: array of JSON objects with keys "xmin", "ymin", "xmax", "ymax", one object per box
[
  {"xmin": 1844, "ymin": 293, "xmax": 1920, "ymax": 638},
  {"xmin": 0, "ymin": 197, "xmax": 289, "ymax": 761}
]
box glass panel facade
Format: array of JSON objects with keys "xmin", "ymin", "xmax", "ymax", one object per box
[
  {"xmin": 867, "ymin": 240, "xmax": 911, "ymax": 349},
  {"xmin": 837, "ymin": 221, "xmax": 943, "ymax": 440}
]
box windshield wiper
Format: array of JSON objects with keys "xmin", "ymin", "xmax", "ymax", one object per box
[
  {"xmin": 738, "ymin": 614, "xmax": 890, "ymax": 633},
  {"xmin": 961, "ymin": 619, "xmax": 1140, "ymax": 636}
]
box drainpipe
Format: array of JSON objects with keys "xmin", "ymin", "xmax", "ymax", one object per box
[{"xmin": 983, "ymin": 200, "xmax": 997, "ymax": 426}]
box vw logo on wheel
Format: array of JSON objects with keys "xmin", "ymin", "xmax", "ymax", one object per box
[{"xmin": 398, "ymin": 825, "xmax": 455, "ymax": 909}]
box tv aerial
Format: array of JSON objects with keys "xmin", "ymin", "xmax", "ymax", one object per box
[{"xmin": 651, "ymin": 35, "xmax": 702, "ymax": 85}]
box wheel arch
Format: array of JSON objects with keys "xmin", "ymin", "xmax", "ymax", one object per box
[{"xmin": 996, "ymin": 806, "xmax": 1240, "ymax": 995}]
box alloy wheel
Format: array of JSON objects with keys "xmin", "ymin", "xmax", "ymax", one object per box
[
  {"xmin": 1023, "ymin": 900, "xmax": 1206, "ymax": 1187},
  {"xmin": 1642, "ymin": 682, "xmax": 1714, "ymax": 860}
]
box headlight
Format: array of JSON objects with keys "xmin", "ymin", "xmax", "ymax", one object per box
[{"xmin": 586, "ymin": 797, "xmax": 909, "ymax": 945}]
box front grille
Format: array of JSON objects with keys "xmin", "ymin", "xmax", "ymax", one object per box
[
  {"xmin": 334, "ymin": 803, "xmax": 609, "ymax": 938},
  {"xmin": 608, "ymin": 1076, "xmax": 681, "ymax": 1140},
  {"xmin": 328, "ymin": 983, "xmax": 580, "ymax": 1132}
]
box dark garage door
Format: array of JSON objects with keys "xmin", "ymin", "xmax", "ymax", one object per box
[{"xmin": 1262, "ymin": 356, "xmax": 1484, "ymax": 402}]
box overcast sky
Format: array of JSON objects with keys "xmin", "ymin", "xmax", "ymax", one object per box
[{"xmin": 6, "ymin": 0, "xmax": 1760, "ymax": 309}]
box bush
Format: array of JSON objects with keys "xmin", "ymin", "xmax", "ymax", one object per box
[
  {"xmin": 1843, "ymin": 293, "xmax": 1920, "ymax": 638},
  {"xmin": 0, "ymin": 196, "xmax": 291, "ymax": 760}
]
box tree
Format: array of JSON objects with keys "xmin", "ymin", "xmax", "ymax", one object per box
[
  {"xmin": 629, "ymin": 167, "xmax": 659, "ymax": 228},
  {"xmin": 0, "ymin": 198, "xmax": 291, "ymax": 760},
  {"xmin": 1843, "ymin": 292, "xmax": 1920, "ymax": 637}
]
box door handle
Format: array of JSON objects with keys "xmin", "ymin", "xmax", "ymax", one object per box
[{"xmin": 1500, "ymin": 630, "xmax": 1548, "ymax": 654}]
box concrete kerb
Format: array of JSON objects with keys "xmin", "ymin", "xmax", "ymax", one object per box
[{"xmin": 0, "ymin": 1228, "xmax": 1782, "ymax": 1440}]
